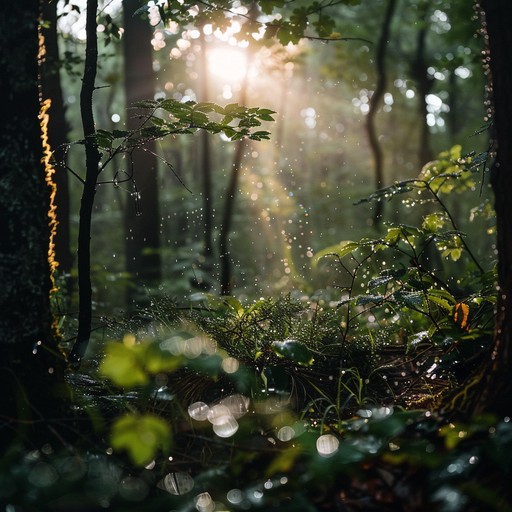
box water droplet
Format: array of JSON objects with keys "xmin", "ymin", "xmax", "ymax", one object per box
[
  {"xmin": 316, "ymin": 434, "xmax": 339, "ymax": 456},
  {"xmin": 195, "ymin": 492, "xmax": 214, "ymax": 512},
  {"xmin": 157, "ymin": 472, "xmax": 194, "ymax": 495},
  {"xmin": 227, "ymin": 488, "xmax": 243, "ymax": 504},
  {"xmin": 277, "ymin": 426, "xmax": 295, "ymax": 442},
  {"xmin": 212, "ymin": 415, "xmax": 239, "ymax": 438},
  {"xmin": 188, "ymin": 402, "xmax": 210, "ymax": 421}
]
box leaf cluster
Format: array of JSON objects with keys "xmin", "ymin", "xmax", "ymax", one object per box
[{"xmin": 93, "ymin": 99, "xmax": 274, "ymax": 156}]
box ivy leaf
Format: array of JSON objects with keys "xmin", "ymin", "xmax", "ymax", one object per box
[
  {"xmin": 111, "ymin": 414, "xmax": 171, "ymax": 466},
  {"xmin": 272, "ymin": 339, "xmax": 314, "ymax": 366}
]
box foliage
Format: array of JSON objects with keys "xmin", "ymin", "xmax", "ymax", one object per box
[
  {"xmin": 138, "ymin": 0, "xmax": 363, "ymax": 45},
  {"xmin": 93, "ymin": 100, "xmax": 274, "ymax": 154},
  {"xmin": 3, "ymin": 1, "xmax": 503, "ymax": 510},
  {"xmin": 1, "ymin": 135, "xmax": 504, "ymax": 509}
]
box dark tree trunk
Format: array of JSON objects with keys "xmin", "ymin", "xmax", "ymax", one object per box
[
  {"xmin": 0, "ymin": 0, "xmax": 67, "ymax": 447},
  {"xmin": 69, "ymin": 0, "xmax": 101, "ymax": 365},
  {"xmin": 411, "ymin": 2, "xmax": 434, "ymax": 166},
  {"xmin": 198, "ymin": 29, "xmax": 215, "ymax": 263},
  {"xmin": 219, "ymin": 67, "xmax": 251, "ymax": 296},
  {"xmin": 446, "ymin": 68, "xmax": 461, "ymax": 144},
  {"xmin": 123, "ymin": 0, "xmax": 161, "ymax": 306},
  {"xmin": 41, "ymin": 1, "xmax": 74, "ymax": 278},
  {"xmin": 472, "ymin": 0, "xmax": 512, "ymax": 417},
  {"xmin": 365, "ymin": 0, "xmax": 397, "ymax": 226},
  {"xmin": 219, "ymin": 139, "xmax": 247, "ymax": 296}
]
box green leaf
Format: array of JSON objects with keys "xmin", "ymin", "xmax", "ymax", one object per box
[
  {"xmin": 111, "ymin": 414, "xmax": 171, "ymax": 466},
  {"xmin": 132, "ymin": 99, "xmax": 158, "ymax": 109},
  {"xmin": 392, "ymin": 291, "xmax": 424, "ymax": 308},
  {"xmin": 356, "ymin": 295, "xmax": 385, "ymax": 306},
  {"xmin": 259, "ymin": 0, "xmax": 286, "ymax": 15},
  {"xmin": 145, "ymin": 342, "xmax": 183, "ymax": 374},
  {"xmin": 223, "ymin": 296, "xmax": 245, "ymax": 316},
  {"xmin": 99, "ymin": 342, "xmax": 149, "ymax": 387},
  {"xmin": 384, "ymin": 227, "xmax": 402, "ymax": 245},
  {"xmin": 312, "ymin": 241, "xmax": 359, "ymax": 267},
  {"xmin": 422, "ymin": 213, "xmax": 446, "ymax": 233},
  {"xmin": 427, "ymin": 289, "xmax": 457, "ymax": 310},
  {"xmin": 368, "ymin": 274, "xmax": 394, "ymax": 290},
  {"xmin": 112, "ymin": 129, "xmax": 129, "ymax": 139},
  {"xmin": 272, "ymin": 339, "xmax": 314, "ymax": 366}
]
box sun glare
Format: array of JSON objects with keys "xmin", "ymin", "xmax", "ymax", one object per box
[{"xmin": 207, "ymin": 47, "xmax": 248, "ymax": 84}]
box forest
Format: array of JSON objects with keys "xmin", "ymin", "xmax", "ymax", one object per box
[{"xmin": 1, "ymin": 0, "xmax": 512, "ymax": 510}]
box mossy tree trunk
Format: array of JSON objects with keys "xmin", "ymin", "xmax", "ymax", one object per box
[
  {"xmin": 473, "ymin": 0, "xmax": 512, "ymax": 417},
  {"xmin": 0, "ymin": 0, "xmax": 67, "ymax": 448}
]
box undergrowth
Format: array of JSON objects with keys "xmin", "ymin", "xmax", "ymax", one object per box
[{"xmin": 2, "ymin": 146, "xmax": 508, "ymax": 512}]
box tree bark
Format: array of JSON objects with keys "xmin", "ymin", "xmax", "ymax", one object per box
[
  {"xmin": 69, "ymin": 0, "xmax": 101, "ymax": 365},
  {"xmin": 122, "ymin": 0, "xmax": 161, "ymax": 307},
  {"xmin": 365, "ymin": 0, "xmax": 397, "ymax": 226},
  {"xmin": 219, "ymin": 65, "xmax": 251, "ymax": 296},
  {"xmin": 198, "ymin": 29, "xmax": 214, "ymax": 263},
  {"xmin": 411, "ymin": 2, "xmax": 434, "ymax": 166},
  {"xmin": 0, "ymin": 0, "xmax": 67, "ymax": 446},
  {"xmin": 219, "ymin": 139, "xmax": 247, "ymax": 296},
  {"xmin": 41, "ymin": 0, "xmax": 73, "ymax": 277},
  {"xmin": 472, "ymin": 0, "xmax": 512, "ymax": 417}
]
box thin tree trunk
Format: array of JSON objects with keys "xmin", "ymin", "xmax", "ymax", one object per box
[
  {"xmin": 198, "ymin": 29, "xmax": 214, "ymax": 262},
  {"xmin": 219, "ymin": 67, "xmax": 251, "ymax": 295},
  {"xmin": 365, "ymin": 0, "xmax": 397, "ymax": 226},
  {"xmin": 219, "ymin": 138, "xmax": 247, "ymax": 296},
  {"xmin": 69, "ymin": 0, "xmax": 100, "ymax": 365},
  {"xmin": 411, "ymin": 3, "xmax": 434, "ymax": 166}
]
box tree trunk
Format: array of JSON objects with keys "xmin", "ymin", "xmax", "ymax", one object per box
[
  {"xmin": 365, "ymin": 0, "xmax": 397, "ymax": 226},
  {"xmin": 219, "ymin": 65, "xmax": 251, "ymax": 296},
  {"xmin": 0, "ymin": 0, "xmax": 67, "ymax": 447},
  {"xmin": 411, "ymin": 2, "xmax": 434, "ymax": 166},
  {"xmin": 69, "ymin": 0, "xmax": 101, "ymax": 365},
  {"xmin": 198, "ymin": 29, "xmax": 215, "ymax": 263},
  {"xmin": 41, "ymin": 1, "xmax": 73, "ymax": 278},
  {"xmin": 472, "ymin": 0, "xmax": 512, "ymax": 417},
  {"xmin": 123, "ymin": 0, "xmax": 161, "ymax": 306},
  {"xmin": 219, "ymin": 139, "xmax": 247, "ymax": 296}
]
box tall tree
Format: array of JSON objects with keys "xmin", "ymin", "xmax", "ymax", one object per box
[
  {"xmin": 0, "ymin": 0, "xmax": 67, "ymax": 444},
  {"xmin": 410, "ymin": 0, "xmax": 435, "ymax": 166},
  {"xmin": 198, "ymin": 27, "xmax": 215, "ymax": 264},
  {"xmin": 41, "ymin": 0, "xmax": 74, "ymax": 278},
  {"xmin": 122, "ymin": 0, "xmax": 161, "ymax": 305},
  {"xmin": 365, "ymin": 0, "xmax": 397, "ymax": 225},
  {"xmin": 69, "ymin": 0, "xmax": 102, "ymax": 364},
  {"xmin": 473, "ymin": 0, "xmax": 512, "ymax": 416}
]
